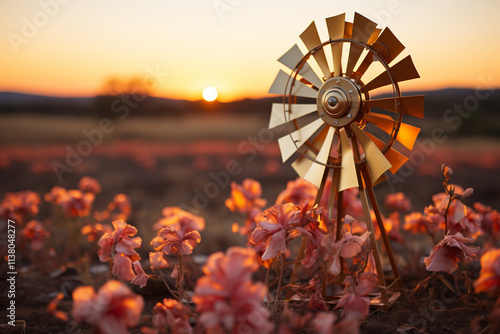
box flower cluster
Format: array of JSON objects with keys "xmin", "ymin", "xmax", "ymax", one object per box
[
  {"xmin": 0, "ymin": 190, "xmax": 40, "ymax": 223},
  {"xmin": 192, "ymin": 247, "xmax": 272, "ymax": 333},
  {"xmin": 275, "ymin": 177, "xmax": 317, "ymax": 208},
  {"xmin": 94, "ymin": 193, "xmax": 132, "ymax": 222},
  {"xmin": 154, "ymin": 207, "xmax": 205, "ymax": 232},
  {"xmin": 335, "ymin": 272, "xmax": 377, "ymax": 319},
  {"xmin": 45, "ymin": 185, "xmax": 95, "ymax": 218},
  {"xmin": 10, "ymin": 162, "xmax": 499, "ymax": 333},
  {"xmin": 72, "ymin": 280, "xmax": 144, "ymax": 334},
  {"xmin": 152, "ymin": 299, "xmax": 192, "ymax": 334},
  {"xmin": 424, "ymin": 233, "xmax": 479, "ymax": 274},
  {"xmin": 323, "ymin": 223, "xmax": 370, "ymax": 276},
  {"xmin": 475, "ymin": 248, "xmax": 500, "ymax": 296},
  {"xmin": 151, "ymin": 223, "xmax": 201, "ymax": 256},
  {"xmin": 97, "ymin": 220, "xmax": 148, "ymax": 287},
  {"xmin": 250, "ymin": 203, "xmax": 302, "ymax": 260},
  {"xmin": 226, "ymin": 178, "xmax": 266, "ymax": 237},
  {"xmin": 150, "ymin": 208, "xmax": 204, "ymax": 256},
  {"xmin": 21, "ymin": 220, "xmax": 50, "ymax": 251}
]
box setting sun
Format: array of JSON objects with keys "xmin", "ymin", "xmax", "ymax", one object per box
[{"xmin": 203, "ymin": 87, "xmax": 218, "ymax": 102}]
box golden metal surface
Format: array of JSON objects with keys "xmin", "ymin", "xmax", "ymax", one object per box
[
  {"xmin": 344, "ymin": 21, "xmax": 353, "ymax": 39},
  {"xmin": 364, "ymin": 112, "xmax": 421, "ymax": 150},
  {"xmin": 365, "ymin": 132, "xmax": 408, "ymax": 174},
  {"xmin": 269, "ymin": 103, "xmax": 317, "ymax": 129},
  {"xmin": 367, "ymin": 28, "xmax": 382, "ymax": 45},
  {"xmin": 338, "ymin": 127, "xmax": 359, "ymax": 191},
  {"xmin": 361, "ymin": 55, "xmax": 420, "ymax": 93},
  {"xmin": 277, "ymin": 117, "xmax": 324, "ymax": 162},
  {"xmin": 372, "ymin": 27, "xmax": 405, "ymax": 63},
  {"xmin": 304, "ymin": 127, "xmax": 335, "ymax": 187},
  {"xmin": 350, "ymin": 135, "xmax": 389, "ymax": 305},
  {"xmin": 291, "ymin": 127, "xmax": 329, "ymax": 178},
  {"xmin": 325, "ymin": 13, "xmax": 345, "ymax": 76},
  {"xmin": 278, "ymin": 44, "xmax": 324, "ymax": 88},
  {"xmin": 353, "ymin": 27, "xmax": 405, "ymax": 80},
  {"xmin": 316, "ymin": 76, "xmax": 362, "ymax": 128},
  {"xmin": 269, "ymin": 70, "xmax": 318, "ymax": 98},
  {"xmin": 365, "ymin": 95, "xmax": 425, "ymax": 119},
  {"xmin": 300, "ymin": 21, "xmax": 332, "ymax": 80},
  {"xmin": 345, "ymin": 13, "xmax": 378, "ymax": 77},
  {"xmin": 350, "ymin": 123, "xmax": 391, "ymax": 183}
]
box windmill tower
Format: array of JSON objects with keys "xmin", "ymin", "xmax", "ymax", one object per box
[{"xmin": 268, "ymin": 13, "xmax": 424, "ymax": 306}]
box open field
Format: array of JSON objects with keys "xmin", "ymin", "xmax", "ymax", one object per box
[{"xmin": 1, "ymin": 113, "xmax": 500, "ymax": 333}]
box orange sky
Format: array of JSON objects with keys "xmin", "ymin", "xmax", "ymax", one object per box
[{"xmin": 1, "ymin": 0, "xmax": 499, "ymax": 102}]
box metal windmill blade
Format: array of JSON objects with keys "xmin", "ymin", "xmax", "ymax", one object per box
[{"xmin": 268, "ymin": 12, "xmax": 425, "ymax": 307}]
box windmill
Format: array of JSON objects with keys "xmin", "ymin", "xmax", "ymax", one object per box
[{"xmin": 268, "ymin": 12, "xmax": 424, "ymax": 306}]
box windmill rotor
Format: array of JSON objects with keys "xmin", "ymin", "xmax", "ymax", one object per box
[
  {"xmin": 269, "ymin": 12, "xmax": 424, "ymax": 192},
  {"xmin": 268, "ymin": 12, "xmax": 425, "ymax": 307}
]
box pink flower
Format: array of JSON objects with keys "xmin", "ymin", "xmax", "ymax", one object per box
[
  {"xmin": 372, "ymin": 211, "xmax": 403, "ymax": 243},
  {"xmin": 336, "ymin": 273, "xmax": 377, "ymax": 319},
  {"xmin": 153, "ymin": 299, "xmax": 192, "ymax": 334},
  {"xmin": 313, "ymin": 313, "xmax": 336, "ymax": 334},
  {"xmin": 275, "ymin": 178, "xmax": 317, "ymax": 208},
  {"xmin": 424, "ymin": 233, "xmax": 479, "ymax": 274},
  {"xmin": 474, "ymin": 248, "xmax": 500, "ymax": 296},
  {"xmin": 81, "ymin": 223, "xmax": 112, "ymax": 242},
  {"xmin": 323, "ymin": 223, "xmax": 370, "ymax": 276},
  {"xmin": 452, "ymin": 206, "xmax": 483, "ymax": 238},
  {"xmin": 192, "ymin": 247, "xmax": 272, "ymax": 334},
  {"xmin": 296, "ymin": 217, "xmax": 326, "ymax": 268},
  {"xmin": 58, "ymin": 189, "xmax": 95, "ymax": 218},
  {"xmin": 44, "ymin": 186, "xmax": 66, "ymax": 203},
  {"xmin": 456, "ymin": 187, "xmax": 473, "ymax": 200},
  {"xmin": 107, "ymin": 194, "xmax": 131, "ymax": 220},
  {"xmin": 112, "ymin": 253, "xmax": 135, "ymax": 281},
  {"xmin": 130, "ymin": 261, "xmax": 149, "ymax": 288},
  {"xmin": 150, "ymin": 252, "xmax": 169, "ymax": 272},
  {"xmin": 225, "ymin": 179, "xmax": 266, "ymax": 214},
  {"xmin": 78, "ymin": 176, "xmax": 101, "ymax": 194},
  {"xmin": 22, "ymin": 220, "xmax": 50, "ymax": 251},
  {"xmin": 151, "ymin": 223, "xmax": 201, "ymax": 255},
  {"xmin": 250, "ymin": 203, "xmax": 302, "ymax": 260},
  {"xmin": 474, "ymin": 202, "xmax": 500, "ymax": 236},
  {"xmin": 0, "ymin": 190, "xmax": 41, "ymax": 222},
  {"xmin": 153, "ymin": 207, "xmax": 205, "ymax": 232},
  {"xmin": 441, "ymin": 164, "xmax": 453, "ymax": 178},
  {"xmin": 404, "ymin": 212, "xmax": 435, "ymax": 234},
  {"xmin": 304, "ymin": 278, "xmax": 327, "ymax": 311},
  {"xmin": 384, "ymin": 192, "xmax": 411, "ymax": 211},
  {"xmin": 97, "ymin": 220, "xmax": 142, "ymax": 262},
  {"xmin": 72, "ymin": 280, "xmax": 144, "ymax": 334},
  {"xmin": 425, "ymin": 188, "xmax": 479, "ymax": 236}
]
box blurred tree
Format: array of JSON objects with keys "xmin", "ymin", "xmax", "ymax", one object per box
[{"xmin": 93, "ymin": 76, "xmax": 153, "ymax": 119}]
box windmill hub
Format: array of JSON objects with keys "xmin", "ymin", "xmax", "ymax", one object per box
[{"xmin": 317, "ymin": 76, "xmax": 362, "ymax": 127}]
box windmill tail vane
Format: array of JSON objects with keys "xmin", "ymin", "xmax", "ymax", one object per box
[{"xmin": 267, "ymin": 12, "xmax": 424, "ymax": 307}]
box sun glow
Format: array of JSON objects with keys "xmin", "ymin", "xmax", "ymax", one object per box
[{"xmin": 203, "ymin": 87, "xmax": 218, "ymax": 102}]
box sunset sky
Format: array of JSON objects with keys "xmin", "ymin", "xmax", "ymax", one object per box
[{"xmin": 1, "ymin": 0, "xmax": 499, "ymax": 102}]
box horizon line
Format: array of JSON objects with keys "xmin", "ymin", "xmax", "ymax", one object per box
[{"xmin": 0, "ymin": 85, "xmax": 498, "ymax": 103}]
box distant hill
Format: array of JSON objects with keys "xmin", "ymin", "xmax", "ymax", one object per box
[{"xmin": 0, "ymin": 88, "xmax": 499, "ymax": 137}]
